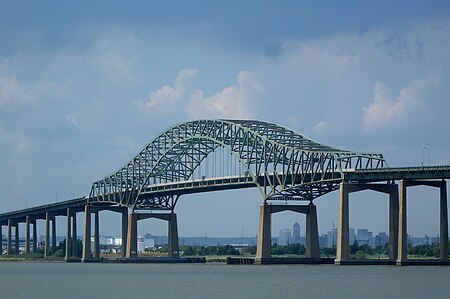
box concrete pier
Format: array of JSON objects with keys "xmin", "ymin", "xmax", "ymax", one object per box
[
  {"xmin": 256, "ymin": 203, "xmax": 320, "ymax": 263},
  {"xmin": 336, "ymin": 182, "xmax": 399, "ymax": 264},
  {"xmin": 397, "ymin": 179, "xmax": 449, "ymax": 265},
  {"xmin": 7, "ymin": 219, "xmax": 12, "ymax": 255},
  {"xmin": 126, "ymin": 212, "xmax": 138, "ymax": 258},
  {"xmin": 82, "ymin": 205, "xmax": 91, "ymax": 261},
  {"xmin": 45, "ymin": 212, "xmax": 50, "ymax": 257},
  {"xmin": 25, "ymin": 216, "xmax": 30, "ymax": 254},
  {"xmin": 14, "ymin": 222, "xmax": 19, "ymax": 254},
  {"xmin": 440, "ymin": 180, "xmax": 448, "ymax": 260},
  {"xmin": 66, "ymin": 208, "xmax": 72, "ymax": 260},
  {"xmin": 256, "ymin": 204, "xmax": 272, "ymax": 262},
  {"xmin": 94, "ymin": 211, "xmax": 100, "ymax": 259},
  {"xmin": 32, "ymin": 219, "xmax": 37, "ymax": 253},
  {"xmin": 125, "ymin": 212, "xmax": 180, "ymax": 258}
]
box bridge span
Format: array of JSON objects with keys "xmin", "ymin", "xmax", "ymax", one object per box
[{"xmin": 0, "ymin": 119, "xmax": 449, "ymax": 265}]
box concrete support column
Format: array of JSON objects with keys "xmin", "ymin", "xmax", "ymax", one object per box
[
  {"xmin": 389, "ymin": 185, "xmax": 399, "ymax": 260},
  {"xmin": 51, "ymin": 216, "xmax": 56, "ymax": 254},
  {"xmin": 305, "ymin": 203, "xmax": 320, "ymax": 259},
  {"xmin": 121, "ymin": 209, "xmax": 128, "ymax": 258},
  {"xmin": 256, "ymin": 204, "xmax": 271, "ymax": 261},
  {"xmin": 126, "ymin": 212, "xmax": 138, "ymax": 258},
  {"xmin": 168, "ymin": 213, "xmax": 179, "ymax": 257},
  {"xmin": 65, "ymin": 208, "xmax": 72, "ymax": 261},
  {"xmin": 7, "ymin": 219, "xmax": 12, "ymax": 255},
  {"xmin": 397, "ymin": 180, "xmax": 408, "ymax": 264},
  {"xmin": 82, "ymin": 205, "xmax": 91, "ymax": 261},
  {"xmin": 440, "ymin": 180, "xmax": 449, "ymax": 260},
  {"xmin": 14, "ymin": 223, "xmax": 19, "ymax": 254},
  {"xmin": 0, "ymin": 226, "xmax": 2, "ymax": 255},
  {"xmin": 32, "ymin": 220, "xmax": 37, "ymax": 253},
  {"xmin": 336, "ymin": 182, "xmax": 350, "ymax": 264},
  {"xmin": 25, "ymin": 216, "xmax": 30, "ymax": 254},
  {"xmin": 45, "ymin": 212, "xmax": 50, "ymax": 257},
  {"xmin": 72, "ymin": 212, "xmax": 77, "ymax": 258},
  {"xmin": 94, "ymin": 211, "xmax": 100, "ymax": 259}
]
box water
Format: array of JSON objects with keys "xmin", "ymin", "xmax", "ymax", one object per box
[{"xmin": 0, "ymin": 262, "xmax": 449, "ymax": 298}]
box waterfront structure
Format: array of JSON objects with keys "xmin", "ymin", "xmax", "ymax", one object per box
[{"xmin": 0, "ymin": 119, "xmax": 448, "ymax": 265}]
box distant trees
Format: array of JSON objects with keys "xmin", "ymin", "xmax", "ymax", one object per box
[{"xmin": 181, "ymin": 245, "xmax": 240, "ymax": 256}]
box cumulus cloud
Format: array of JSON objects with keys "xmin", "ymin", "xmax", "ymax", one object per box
[
  {"xmin": 187, "ymin": 71, "xmax": 262, "ymax": 119},
  {"xmin": 140, "ymin": 68, "xmax": 198, "ymax": 112},
  {"xmin": 362, "ymin": 75, "xmax": 439, "ymax": 131},
  {"xmin": 139, "ymin": 69, "xmax": 261, "ymax": 120}
]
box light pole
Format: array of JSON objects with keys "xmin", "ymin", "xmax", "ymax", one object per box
[{"xmin": 422, "ymin": 143, "xmax": 431, "ymax": 166}]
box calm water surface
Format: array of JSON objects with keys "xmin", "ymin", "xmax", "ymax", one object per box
[{"xmin": 0, "ymin": 262, "xmax": 449, "ymax": 298}]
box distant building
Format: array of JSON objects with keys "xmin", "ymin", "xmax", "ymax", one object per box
[
  {"xmin": 319, "ymin": 234, "xmax": 328, "ymax": 247},
  {"xmin": 374, "ymin": 232, "xmax": 389, "ymax": 247},
  {"xmin": 356, "ymin": 229, "xmax": 373, "ymax": 246},
  {"xmin": 292, "ymin": 222, "xmax": 301, "ymax": 244},
  {"xmin": 278, "ymin": 228, "xmax": 291, "ymax": 246},
  {"xmin": 327, "ymin": 229, "xmax": 337, "ymax": 247},
  {"xmin": 326, "ymin": 228, "xmax": 355, "ymax": 247}
]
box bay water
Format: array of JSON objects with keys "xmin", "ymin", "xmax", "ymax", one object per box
[{"xmin": 0, "ymin": 262, "xmax": 449, "ymax": 298}]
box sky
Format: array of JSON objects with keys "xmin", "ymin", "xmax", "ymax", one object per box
[{"xmin": 1, "ymin": 0, "xmax": 450, "ymax": 239}]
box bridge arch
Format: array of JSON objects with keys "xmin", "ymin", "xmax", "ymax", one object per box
[{"xmin": 89, "ymin": 119, "xmax": 386, "ymax": 209}]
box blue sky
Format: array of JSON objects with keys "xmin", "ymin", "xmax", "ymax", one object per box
[{"xmin": 1, "ymin": 1, "xmax": 450, "ymax": 238}]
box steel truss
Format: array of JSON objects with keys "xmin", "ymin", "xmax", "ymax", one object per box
[{"xmin": 89, "ymin": 120, "xmax": 386, "ymax": 209}]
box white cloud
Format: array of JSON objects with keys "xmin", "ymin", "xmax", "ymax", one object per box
[
  {"xmin": 187, "ymin": 71, "xmax": 262, "ymax": 119},
  {"xmin": 141, "ymin": 68, "xmax": 198, "ymax": 112},
  {"xmin": 140, "ymin": 69, "xmax": 261, "ymax": 120},
  {"xmin": 362, "ymin": 75, "xmax": 439, "ymax": 131},
  {"xmin": 0, "ymin": 76, "xmax": 34, "ymax": 106},
  {"xmin": 313, "ymin": 120, "xmax": 328, "ymax": 133}
]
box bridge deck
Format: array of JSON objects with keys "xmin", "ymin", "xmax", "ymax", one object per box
[{"xmin": 1, "ymin": 166, "xmax": 449, "ymax": 224}]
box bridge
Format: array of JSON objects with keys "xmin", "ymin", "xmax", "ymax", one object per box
[{"xmin": 0, "ymin": 119, "xmax": 449, "ymax": 265}]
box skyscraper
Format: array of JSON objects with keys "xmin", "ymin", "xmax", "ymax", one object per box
[{"xmin": 293, "ymin": 222, "xmax": 301, "ymax": 244}]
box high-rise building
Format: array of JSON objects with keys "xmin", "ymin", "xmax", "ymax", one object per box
[
  {"xmin": 374, "ymin": 232, "xmax": 389, "ymax": 247},
  {"xmin": 292, "ymin": 222, "xmax": 301, "ymax": 244},
  {"xmin": 356, "ymin": 229, "xmax": 373, "ymax": 246},
  {"xmin": 278, "ymin": 228, "xmax": 292, "ymax": 246}
]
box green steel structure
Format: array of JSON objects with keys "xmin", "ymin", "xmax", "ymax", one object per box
[{"xmin": 89, "ymin": 119, "xmax": 386, "ymax": 210}]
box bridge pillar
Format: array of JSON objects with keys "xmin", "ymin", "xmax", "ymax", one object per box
[
  {"xmin": 440, "ymin": 180, "xmax": 448, "ymax": 260},
  {"xmin": 66, "ymin": 208, "xmax": 72, "ymax": 261},
  {"xmin": 32, "ymin": 219, "xmax": 37, "ymax": 253},
  {"xmin": 82, "ymin": 205, "xmax": 91, "ymax": 261},
  {"xmin": 306, "ymin": 203, "xmax": 320, "ymax": 259},
  {"xmin": 14, "ymin": 222, "xmax": 19, "ymax": 254},
  {"xmin": 25, "ymin": 216, "xmax": 30, "ymax": 254},
  {"xmin": 45, "ymin": 212, "xmax": 50, "ymax": 257},
  {"xmin": 389, "ymin": 185, "xmax": 399, "ymax": 260},
  {"xmin": 72, "ymin": 212, "xmax": 77, "ymax": 258},
  {"xmin": 336, "ymin": 182, "xmax": 350, "ymax": 264},
  {"xmin": 94, "ymin": 211, "xmax": 100, "ymax": 259},
  {"xmin": 168, "ymin": 213, "xmax": 180, "ymax": 257},
  {"xmin": 121, "ymin": 208, "xmax": 128, "ymax": 258},
  {"xmin": 0, "ymin": 225, "xmax": 2, "ymax": 255},
  {"xmin": 7, "ymin": 219, "xmax": 12, "ymax": 255},
  {"xmin": 126, "ymin": 212, "xmax": 138, "ymax": 258},
  {"xmin": 256, "ymin": 204, "xmax": 271, "ymax": 262},
  {"xmin": 51, "ymin": 216, "xmax": 56, "ymax": 254},
  {"xmin": 397, "ymin": 180, "xmax": 408, "ymax": 265}
]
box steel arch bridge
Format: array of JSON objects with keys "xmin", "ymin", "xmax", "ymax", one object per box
[{"xmin": 89, "ymin": 119, "xmax": 386, "ymax": 210}]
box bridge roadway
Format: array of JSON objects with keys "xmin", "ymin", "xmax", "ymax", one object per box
[{"xmin": 0, "ymin": 165, "xmax": 449, "ymax": 265}]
